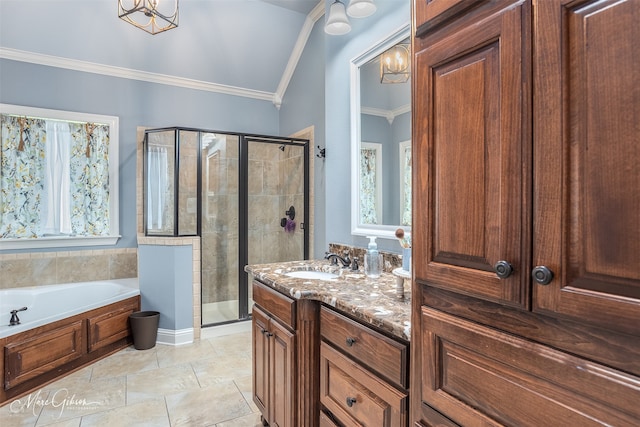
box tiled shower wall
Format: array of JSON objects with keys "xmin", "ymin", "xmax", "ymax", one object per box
[{"xmin": 0, "ymin": 248, "xmax": 138, "ymax": 290}]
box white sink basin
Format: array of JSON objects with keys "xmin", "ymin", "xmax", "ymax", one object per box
[{"xmin": 284, "ymin": 271, "xmax": 339, "ymax": 280}]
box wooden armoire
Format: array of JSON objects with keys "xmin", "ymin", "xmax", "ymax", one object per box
[{"xmin": 410, "ymin": 0, "xmax": 640, "ymax": 425}]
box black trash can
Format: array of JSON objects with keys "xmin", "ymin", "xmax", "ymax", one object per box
[{"xmin": 129, "ymin": 311, "xmax": 160, "ymax": 350}]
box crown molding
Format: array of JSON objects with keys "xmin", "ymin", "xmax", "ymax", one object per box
[
  {"xmin": 273, "ymin": 1, "xmax": 325, "ymax": 109},
  {"xmin": 362, "ymin": 103, "xmax": 411, "ymax": 124},
  {"xmin": 0, "ymin": 47, "xmax": 274, "ymax": 102},
  {"xmin": 1, "ymin": 1, "xmax": 326, "ymax": 108}
]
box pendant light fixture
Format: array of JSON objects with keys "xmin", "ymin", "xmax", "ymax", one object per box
[
  {"xmin": 118, "ymin": 0, "xmax": 179, "ymax": 35},
  {"xmin": 380, "ymin": 44, "xmax": 411, "ymax": 83},
  {"xmin": 347, "ymin": 0, "xmax": 377, "ymax": 18},
  {"xmin": 325, "ymin": 0, "xmax": 351, "ymax": 35}
]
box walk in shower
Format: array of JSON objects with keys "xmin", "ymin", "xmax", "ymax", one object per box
[{"xmin": 144, "ymin": 128, "xmax": 309, "ymax": 326}]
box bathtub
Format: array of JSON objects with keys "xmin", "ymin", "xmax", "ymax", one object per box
[{"xmin": 0, "ymin": 278, "xmax": 140, "ymax": 339}]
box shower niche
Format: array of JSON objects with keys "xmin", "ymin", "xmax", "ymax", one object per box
[{"xmin": 143, "ymin": 128, "xmax": 310, "ymax": 325}]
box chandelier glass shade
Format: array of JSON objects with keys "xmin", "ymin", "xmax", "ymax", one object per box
[
  {"xmin": 118, "ymin": 0, "xmax": 179, "ymax": 35},
  {"xmin": 380, "ymin": 44, "xmax": 411, "ymax": 83}
]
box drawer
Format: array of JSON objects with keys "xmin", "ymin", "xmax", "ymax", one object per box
[
  {"xmin": 320, "ymin": 307, "xmax": 408, "ymax": 388},
  {"xmin": 414, "ymin": 0, "xmax": 482, "ymax": 34},
  {"xmin": 319, "ymin": 411, "xmax": 340, "ymax": 427},
  {"xmin": 320, "ymin": 342, "xmax": 408, "ymax": 427},
  {"xmin": 420, "ymin": 307, "xmax": 640, "ymax": 426},
  {"xmin": 253, "ymin": 280, "xmax": 296, "ymax": 329}
]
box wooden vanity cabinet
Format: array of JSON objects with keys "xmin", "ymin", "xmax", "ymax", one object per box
[
  {"xmin": 319, "ymin": 307, "xmax": 409, "ymax": 427},
  {"xmin": 411, "ymin": 0, "xmax": 640, "ymax": 425},
  {"xmin": 253, "ymin": 305, "xmax": 295, "ymax": 427},
  {"xmin": 252, "ymin": 280, "xmax": 321, "ymax": 427}
]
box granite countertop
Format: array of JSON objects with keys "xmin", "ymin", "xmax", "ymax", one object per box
[{"xmin": 245, "ymin": 260, "xmax": 411, "ymax": 341}]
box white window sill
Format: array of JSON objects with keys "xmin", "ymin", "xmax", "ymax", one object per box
[{"xmin": 0, "ymin": 235, "xmax": 121, "ymax": 251}]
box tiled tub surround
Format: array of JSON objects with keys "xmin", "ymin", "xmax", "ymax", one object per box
[
  {"xmin": 245, "ymin": 259, "xmax": 411, "ymax": 340},
  {"xmin": 0, "ymin": 248, "xmax": 138, "ymax": 290}
]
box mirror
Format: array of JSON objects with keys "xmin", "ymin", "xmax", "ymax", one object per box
[{"xmin": 351, "ymin": 26, "xmax": 411, "ymax": 240}]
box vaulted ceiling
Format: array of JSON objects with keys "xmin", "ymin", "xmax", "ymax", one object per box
[{"xmin": 0, "ymin": 0, "xmax": 325, "ymax": 107}]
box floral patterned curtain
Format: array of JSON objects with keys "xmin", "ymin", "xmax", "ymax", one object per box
[
  {"xmin": 0, "ymin": 114, "xmax": 110, "ymax": 238},
  {"xmin": 0, "ymin": 116, "xmax": 47, "ymax": 238},
  {"xmin": 360, "ymin": 147, "xmax": 378, "ymax": 224},
  {"xmin": 69, "ymin": 122, "xmax": 110, "ymax": 236}
]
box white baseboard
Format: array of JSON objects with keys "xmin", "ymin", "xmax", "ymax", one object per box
[{"xmin": 156, "ymin": 328, "xmax": 194, "ymax": 346}]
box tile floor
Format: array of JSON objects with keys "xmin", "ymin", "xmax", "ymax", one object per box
[{"xmin": 0, "ymin": 322, "xmax": 263, "ymax": 427}]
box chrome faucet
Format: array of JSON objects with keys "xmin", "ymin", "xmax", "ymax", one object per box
[
  {"xmin": 325, "ymin": 251, "xmax": 358, "ymax": 271},
  {"xmin": 9, "ymin": 307, "xmax": 27, "ymax": 326},
  {"xmin": 325, "ymin": 251, "xmax": 350, "ymax": 267}
]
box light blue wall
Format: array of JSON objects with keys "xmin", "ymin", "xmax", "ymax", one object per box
[
  {"xmin": 279, "ymin": 19, "xmax": 327, "ymax": 259},
  {"xmin": 0, "ymin": 59, "xmax": 279, "ymax": 252},
  {"xmin": 325, "ymin": 0, "xmax": 411, "ymax": 253},
  {"xmin": 0, "ymin": 0, "xmax": 306, "ymax": 93},
  {"xmin": 138, "ymin": 245, "xmax": 193, "ymax": 330}
]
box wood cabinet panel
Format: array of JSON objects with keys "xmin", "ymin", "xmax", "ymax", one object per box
[
  {"xmin": 253, "ymin": 280, "xmax": 296, "ymax": 330},
  {"xmin": 420, "ymin": 307, "xmax": 640, "ymax": 426},
  {"xmin": 319, "ymin": 411, "xmax": 340, "ymax": 427},
  {"xmin": 252, "ymin": 293, "xmax": 297, "ymax": 427},
  {"xmin": 320, "ymin": 342, "xmax": 408, "ymax": 427},
  {"xmin": 320, "ymin": 307, "xmax": 408, "ymax": 389},
  {"xmin": 413, "ymin": 0, "xmax": 530, "ymax": 307},
  {"xmin": 87, "ymin": 300, "xmax": 137, "ymax": 352},
  {"xmin": 532, "ymin": 0, "xmax": 640, "ymax": 336},
  {"xmin": 252, "ymin": 306, "xmax": 270, "ymax": 416},
  {"xmin": 270, "ymin": 319, "xmax": 295, "ymax": 427},
  {"xmin": 4, "ymin": 320, "xmax": 85, "ymax": 389},
  {"xmin": 414, "ymin": 0, "xmax": 484, "ymax": 34}
]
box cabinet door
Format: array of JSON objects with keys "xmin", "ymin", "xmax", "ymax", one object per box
[
  {"xmin": 252, "ymin": 306, "xmax": 270, "ymax": 416},
  {"xmin": 532, "ymin": 0, "xmax": 640, "ymax": 337},
  {"xmin": 269, "ymin": 319, "xmax": 295, "ymax": 427},
  {"xmin": 413, "ymin": 1, "xmax": 530, "ymax": 307}
]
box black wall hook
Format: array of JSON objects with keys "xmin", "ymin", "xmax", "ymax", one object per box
[{"xmin": 316, "ymin": 145, "xmax": 326, "ymax": 158}]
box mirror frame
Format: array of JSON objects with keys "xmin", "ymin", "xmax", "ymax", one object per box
[{"xmin": 350, "ymin": 24, "xmax": 411, "ymax": 240}]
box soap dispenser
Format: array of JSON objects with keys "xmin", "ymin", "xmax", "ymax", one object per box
[{"xmin": 364, "ymin": 236, "xmax": 383, "ymax": 278}]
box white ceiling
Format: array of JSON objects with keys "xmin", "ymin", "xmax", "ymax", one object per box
[{"xmin": 259, "ymin": 0, "xmax": 320, "ymax": 15}]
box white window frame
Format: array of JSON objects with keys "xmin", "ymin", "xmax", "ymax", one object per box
[
  {"xmin": 399, "ymin": 139, "xmax": 411, "ymax": 226},
  {"xmin": 0, "ymin": 104, "xmax": 120, "ymax": 250}
]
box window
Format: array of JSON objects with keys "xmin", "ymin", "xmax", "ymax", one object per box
[
  {"xmin": 399, "ymin": 140, "xmax": 411, "ymax": 226},
  {"xmin": 360, "ymin": 142, "xmax": 382, "ymax": 225},
  {"xmin": 0, "ymin": 104, "xmax": 119, "ymax": 250}
]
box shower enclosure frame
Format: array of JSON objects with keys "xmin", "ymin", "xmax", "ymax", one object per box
[{"xmin": 143, "ymin": 127, "xmax": 310, "ymax": 325}]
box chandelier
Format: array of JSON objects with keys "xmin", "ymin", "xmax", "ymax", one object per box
[
  {"xmin": 118, "ymin": 0, "xmax": 179, "ymax": 35},
  {"xmin": 380, "ymin": 44, "xmax": 410, "ymax": 84}
]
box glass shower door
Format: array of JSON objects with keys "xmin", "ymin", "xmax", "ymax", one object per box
[
  {"xmin": 200, "ymin": 134, "xmax": 309, "ymax": 326},
  {"xmin": 244, "ymin": 139, "xmax": 309, "ymax": 316},
  {"xmin": 200, "ymin": 133, "xmax": 240, "ymax": 325}
]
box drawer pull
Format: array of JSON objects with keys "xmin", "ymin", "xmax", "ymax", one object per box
[
  {"xmin": 346, "ymin": 396, "xmax": 357, "ymax": 407},
  {"xmin": 346, "ymin": 337, "xmax": 356, "ymax": 347},
  {"xmin": 266, "ymin": 332, "xmax": 273, "ymax": 337},
  {"xmin": 260, "ymin": 328, "xmax": 267, "ymax": 335},
  {"xmin": 532, "ymin": 265, "xmax": 554, "ymax": 285},
  {"xmin": 494, "ymin": 260, "xmax": 514, "ymax": 279}
]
